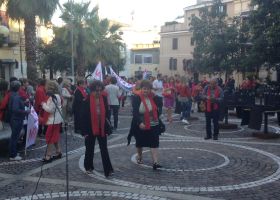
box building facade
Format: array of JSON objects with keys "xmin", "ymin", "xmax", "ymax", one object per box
[
  {"xmin": 0, "ymin": 7, "xmax": 27, "ymax": 81},
  {"xmin": 129, "ymin": 43, "xmax": 160, "ymax": 78},
  {"xmin": 160, "ymin": 0, "xmax": 252, "ymax": 78}
]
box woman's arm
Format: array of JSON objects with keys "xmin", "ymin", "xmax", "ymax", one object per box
[
  {"xmin": 132, "ymin": 95, "xmax": 142, "ymax": 125},
  {"xmin": 42, "ymin": 97, "xmax": 55, "ymax": 113}
]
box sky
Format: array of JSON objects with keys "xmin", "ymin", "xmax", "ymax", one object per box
[{"xmin": 52, "ymin": 0, "xmax": 197, "ymax": 29}]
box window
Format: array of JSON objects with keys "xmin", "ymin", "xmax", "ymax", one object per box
[
  {"xmin": 135, "ymin": 54, "xmax": 153, "ymax": 64},
  {"xmin": 191, "ymin": 37, "xmax": 195, "ymax": 46},
  {"xmin": 169, "ymin": 58, "xmax": 177, "ymax": 70},
  {"xmin": 143, "ymin": 55, "xmax": 153, "ymax": 64},
  {"xmin": 135, "ymin": 55, "xmax": 142, "ymax": 64},
  {"xmin": 218, "ymin": 5, "xmax": 227, "ymax": 13},
  {"xmin": 172, "ymin": 38, "xmax": 178, "ymax": 50},
  {"xmin": 173, "ymin": 59, "xmax": 177, "ymax": 70}
]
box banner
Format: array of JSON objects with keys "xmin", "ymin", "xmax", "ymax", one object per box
[
  {"xmin": 91, "ymin": 62, "xmax": 103, "ymax": 81},
  {"xmin": 110, "ymin": 67, "xmax": 135, "ymax": 92},
  {"xmin": 26, "ymin": 106, "xmax": 39, "ymax": 149}
]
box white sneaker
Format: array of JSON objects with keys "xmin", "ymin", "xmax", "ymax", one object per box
[
  {"xmin": 182, "ymin": 119, "xmax": 190, "ymax": 125},
  {"xmin": 10, "ymin": 155, "xmax": 22, "ymax": 161}
]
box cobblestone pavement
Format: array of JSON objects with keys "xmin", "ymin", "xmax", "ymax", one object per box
[{"xmin": 0, "ymin": 105, "xmax": 280, "ymax": 200}]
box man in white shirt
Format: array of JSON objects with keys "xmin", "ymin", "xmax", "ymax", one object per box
[
  {"xmin": 152, "ymin": 74, "xmax": 163, "ymax": 116},
  {"xmin": 105, "ymin": 77, "xmax": 122, "ymax": 130}
]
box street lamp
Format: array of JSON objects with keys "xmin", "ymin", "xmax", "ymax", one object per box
[{"xmin": 70, "ymin": 0, "xmax": 75, "ymax": 83}]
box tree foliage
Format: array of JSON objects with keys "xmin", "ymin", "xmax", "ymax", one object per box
[
  {"xmin": 42, "ymin": 1, "xmax": 126, "ymax": 77},
  {"xmin": 190, "ymin": 0, "xmax": 240, "ymax": 76},
  {"xmin": 248, "ymin": 0, "xmax": 280, "ymax": 68}
]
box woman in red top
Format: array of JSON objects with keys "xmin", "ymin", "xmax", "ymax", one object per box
[
  {"xmin": 177, "ymin": 77, "xmax": 191, "ymax": 124},
  {"xmin": 163, "ymin": 76, "xmax": 175, "ymax": 123}
]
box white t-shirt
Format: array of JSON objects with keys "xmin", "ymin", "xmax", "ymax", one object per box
[
  {"xmin": 152, "ymin": 79, "xmax": 163, "ymax": 97},
  {"xmin": 105, "ymin": 84, "xmax": 121, "ymax": 105}
]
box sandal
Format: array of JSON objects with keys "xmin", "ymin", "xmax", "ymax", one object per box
[
  {"xmin": 52, "ymin": 152, "xmax": 62, "ymax": 160},
  {"xmin": 42, "ymin": 155, "xmax": 53, "ymax": 163},
  {"xmin": 136, "ymin": 156, "xmax": 143, "ymax": 164}
]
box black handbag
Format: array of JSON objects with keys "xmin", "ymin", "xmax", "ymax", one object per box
[
  {"xmin": 105, "ymin": 118, "xmax": 113, "ymax": 135},
  {"xmin": 158, "ymin": 118, "xmax": 166, "ymax": 134}
]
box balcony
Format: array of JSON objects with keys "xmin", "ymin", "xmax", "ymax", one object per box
[
  {"xmin": 0, "ymin": 31, "xmax": 22, "ymax": 48},
  {"xmin": 161, "ymin": 23, "xmax": 188, "ymax": 33},
  {"xmin": 8, "ymin": 31, "xmax": 20, "ymax": 47}
]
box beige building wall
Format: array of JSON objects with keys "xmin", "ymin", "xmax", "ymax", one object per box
[
  {"xmin": 160, "ymin": 0, "xmax": 256, "ymax": 83},
  {"xmin": 160, "ymin": 29, "xmax": 194, "ymax": 76}
]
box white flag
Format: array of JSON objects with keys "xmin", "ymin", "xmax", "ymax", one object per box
[
  {"xmin": 91, "ymin": 62, "xmax": 103, "ymax": 81},
  {"xmin": 110, "ymin": 67, "xmax": 135, "ymax": 92},
  {"xmin": 26, "ymin": 106, "xmax": 38, "ymax": 149}
]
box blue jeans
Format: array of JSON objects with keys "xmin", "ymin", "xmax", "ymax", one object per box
[
  {"xmin": 9, "ymin": 119, "xmax": 23, "ymax": 158},
  {"xmin": 180, "ymin": 101, "xmax": 191, "ymax": 120}
]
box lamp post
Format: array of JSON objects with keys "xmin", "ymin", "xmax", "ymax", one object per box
[{"xmin": 70, "ymin": 0, "xmax": 75, "ymax": 83}]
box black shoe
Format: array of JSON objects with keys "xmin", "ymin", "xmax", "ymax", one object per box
[
  {"xmin": 105, "ymin": 170, "xmax": 114, "ymax": 177},
  {"xmin": 204, "ymin": 136, "xmax": 212, "ymax": 140},
  {"xmin": 52, "ymin": 153, "xmax": 62, "ymax": 160},
  {"xmin": 42, "ymin": 157, "xmax": 53, "ymax": 164},
  {"xmin": 213, "ymin": 136, "xmax": 218, "ymax": 140},
  {"xmin": 153, "ymin": 163, "xmax": 162, "ymax": 170}
]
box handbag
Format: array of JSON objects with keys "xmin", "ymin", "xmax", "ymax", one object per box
[
  {"xmin": 105, "ymin": 118, "xmax": 113, "ymax": 135},
  {"xmin": 199, "ymin": 101, "xmax": 206, "ymax": 112},
  {"xmin": 158, "ymin": 118, "xmax": 166, "ymax": 134}
]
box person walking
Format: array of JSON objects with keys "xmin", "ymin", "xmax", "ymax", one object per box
[
  {"xmin": 202, "ymin": 78, "xmax": 224, "ymax": 140},
  {"xmin": 152, "ymin": 74, "xmax": 164, "ymax": 116},
  {"xmin": 177, "ymin": 77, "xmax": 192, "ymax": 124},
  {"xmin": 128, "ymin": 80, "xmax": 162, "ymax": 170},
  {"xmin": 163, "ymin": 76, "xmax": 175, "ymax": 123},
  {"xmin": 72, "ymin": 79, "xmax": 87, "ymax": 134},
  {"xmin": 9, "ymin": 80, "xmax": 30, "ymax": 161},
  {"xmin": 105, "ymin": 77, "xmax": 121, "ymax": 131},
  {"xmin": 41, "ymin": 81, "xmax": 63, "ymax": 163},
  {"xmin": 81, "ymin": 80, "xmax": 114, "ymax": 177}
]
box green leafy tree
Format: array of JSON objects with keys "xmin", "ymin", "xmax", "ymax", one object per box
[
  {"xmin": 190, "ymin": 0, "xmax": 240, "ymax": 78},
  {"xmin": 0, "ymin": 0, "xmax": 59, "ymax": 80},
  {"xmin": 37, "ymin": 39, "xmax": 71, "ymax": 79},
  {"xmin": 248, "ymin": 0, "xmax": 280, "ymax": 72}
]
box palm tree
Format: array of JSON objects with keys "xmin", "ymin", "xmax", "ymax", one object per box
[
  {"xmin": 59, "ymin": 2, "xmax": 124, "ymax": 77},
  {"xmin": 60, "ymin": 2, "xmax": 99, "ymax": 77},
  {"xmin": 0, "ymin": 0, "xmax": 59, "ymax": 80}
]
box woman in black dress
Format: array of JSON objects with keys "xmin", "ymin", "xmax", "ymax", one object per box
[
  {"xmin": 72, "ymin": 79, "xmax": 87, "ymax": 134},
  {"xmin": 128, "ymin": 80, "xmax": 162, "ymax": 170},
  {"xmin": 80, "ymin": 80, "xmax": 114, "ymax": 177}
]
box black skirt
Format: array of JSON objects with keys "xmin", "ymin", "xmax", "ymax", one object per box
[{"xmin": 135, "ymin": 125, "xmax": 160, "ymax": 148}]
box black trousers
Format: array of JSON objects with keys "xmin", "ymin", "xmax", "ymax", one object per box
[
  {"xmin": 154, "ymin": 96, "xmax": 163, "ymax": 116},
  {"xmin": 84, "ymin": 134, "xmax": 113, "ymax": 176},
  {"xmin": 109, "ymin": 105, "xmax": 119, "ymax": 129},
  {"xmin": 205, "ymin": 110, "xmax": 220, "ymax": 137}
]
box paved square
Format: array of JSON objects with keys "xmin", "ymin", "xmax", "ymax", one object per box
[{"xmin": 0, "ymin": 105, "xmax": 280, "ymax": 200}]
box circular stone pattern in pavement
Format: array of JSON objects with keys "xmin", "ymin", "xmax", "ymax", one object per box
[
  {"xmin": 4, "ymin": 190, "xmax": 168, "ymax": 200},
  {"xmin": 184, "ymin": 123, "xmax": 244, "ymax": 134},
  {"xmin": 80, "ymin": 140, "xmax": 280, "ymax": 192},
  {"xmin": 131, "ymin": 148, "xmax": 230, "ymax": 172}
]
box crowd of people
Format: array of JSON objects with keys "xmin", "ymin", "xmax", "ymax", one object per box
[{"xmin": 0, "ymin": 73, "xmax": 241, "ymax": 177}]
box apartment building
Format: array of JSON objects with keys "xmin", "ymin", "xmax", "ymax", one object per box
[
  {"xmin": 0, "ymin": 7, "xmax": 26, "ymax": 81},
  {"xmin": 160, "ymin": 0, "xmax": 251, "ymax": 77},
  {"xmin": 129, "ymin": 43, "xmax": 160, "ymax": 78}
]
